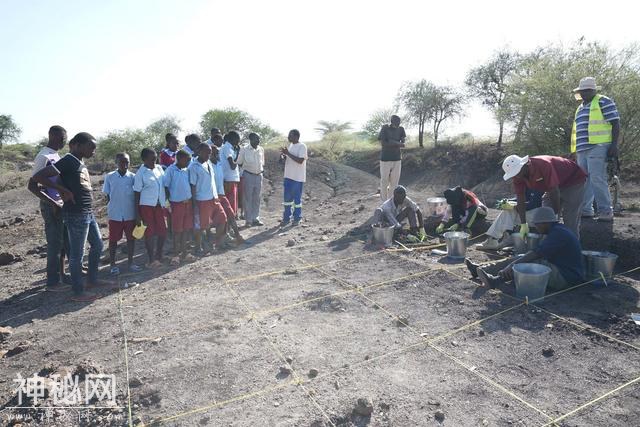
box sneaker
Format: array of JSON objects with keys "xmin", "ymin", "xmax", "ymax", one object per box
[
  {"xmin": 70, "ymin": 292, "xmax": 98, "ymax": 302},
  {"xmin": 477, "ymin": 269, "xmax": 500, "ymax": 289},
  {"xmin": 110, "ymin": 266, "xmax": 120, "ymax": 276},
  {"xmin": 252, "ymin": 219, "xmax": 265, "ymax": 226},
  {"xmin": 476, "ymin": 238, "xmax": 500, "ymax": 251},
  {"xmin": 129, "ymin": 264, "xmax": 143, "ymax": 272},
  {"xmin": 46, "ymin": 283, "xmax": 71, "ymax": 293},
  {"xmin": 465, "ymin": 259, "xmax": 479, "ymax": 278},
  {"xmin": 596, "ymin": 212, "xmax": 614, "ymax": 222}
]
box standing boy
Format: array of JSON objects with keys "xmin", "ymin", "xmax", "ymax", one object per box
[
  {"xmin": 238, "ymin": 132, "xmax": 265, "ymax": 226},
  {"xmin": 134, "ymin": 148, "xmax": 167, "ymax": 268},
  {"xmin": 27, "ymin": 125, "xmax": 69, "ymax": 290},
  {"xmin": 164, "ymin": 150, "xmax": 196, "ymax": 264},
  {"xmin": 211, "ymin": 145, "xmax": 245, "ymax": 244},
  {"xmin": 32, "ymin": 132, "xmax": 114, "ymax": 302},
  {"xmin": 189, "ymin": 143, "xmax": 227, "ymax": 254},
  {"xmin": 280, "ymin": 129, "xmax": 307, "ymax": 226},
  {"xmin": 103, "ymin": 153, "xmax": 140, "ymax": 274},
  {"xmin": 183, "ymin": 133, "xmax": 201, "ymax": 159},
  {"xmin": 160, "ymin": 133, "xmax": 179, "ymax": 169},
  {"xmin": 220, "ymin": 131, "xmax": 241, "ymax": 216}
]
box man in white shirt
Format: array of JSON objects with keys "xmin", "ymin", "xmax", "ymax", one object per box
[
  {"xmin": 280, "ymin": 129, "xmax": 308, "ymax": 226},
  {"xmin": 238, "ymin": 133, "xmax": 265, "ymax": 227},
  {"xmin": 373, "ymin": 186, "xmax": 425, "ymax": 236},
  {"xmin": 27, "ymin": 125, "xmax": 70, "ymax": 290}
]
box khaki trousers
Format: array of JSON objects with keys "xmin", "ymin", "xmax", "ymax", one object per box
[{"xmin": 380, "ymin": 160, "xmax": 402, "ymax": 202}]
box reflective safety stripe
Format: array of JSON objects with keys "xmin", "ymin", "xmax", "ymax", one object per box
[
  {"xmin": 571, "ymin": 94, "xmax": 613, "ymax": 153},
  {"xmin": 293, "ymin": 204, "xmax": 303, "ymax": 208},
  {"xmin": 283, "ymin": 202, "xmax": 294, "ymax": 206}
]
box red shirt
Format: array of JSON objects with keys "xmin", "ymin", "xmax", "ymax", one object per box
[
  {"xmin": 513, "ymin": 156, "xmax": 586, "ymax": 195},
  {"xmin": 159, "ymin": 149, "xmax": 176, "ymax": 168}
]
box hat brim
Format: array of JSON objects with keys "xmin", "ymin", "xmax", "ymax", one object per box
[
  {"xmin": 573, "ymin": 86, "xmax": 600, "ymax": 92},
  {"xmin": 502, "ymin": 155, "xmax": 529, "ymax": 181}
]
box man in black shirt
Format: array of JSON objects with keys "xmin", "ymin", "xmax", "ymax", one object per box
[
  {"xmin": 32, "ymin": 132, "xmax": 114, "ymax": 302},
  {"xmin": 378, "ymin": 115, "xmax": 406, "ymax": 202}
]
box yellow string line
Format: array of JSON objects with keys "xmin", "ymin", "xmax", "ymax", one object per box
[
  {"xmin": 428, "ymin": 342, "xmax": 556, "ymax": 421},
  {"xmin": 306, "ymin": 262, "xmax": 554, "ymax": 421},
  {"xmin": 218, "ymin": 270, "xmax": 336, "ymax": 427},
  {"xmin": 141, "ymin": 381, "xmax": 296, "ymax": 426},
  {"xmin": 539, "ymin": 374, "xmax": 640, "ymax": 427},
  {"xmin": 115, "ymin": 278, "xmax": 134, "ymax": 427}
]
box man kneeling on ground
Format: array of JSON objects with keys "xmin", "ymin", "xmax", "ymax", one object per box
[
  {"xmin": 373, "ymin": 186, "xmax": 426, "ymax": 237},
  {"xmin": 465, "ymin": 206, "xmax": 585, "ymax": 292}
]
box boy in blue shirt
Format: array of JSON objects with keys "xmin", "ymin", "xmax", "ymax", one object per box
[
  {"xmin": 103, "ymin": 153, "xmax": 140, "ymax": 274},
  {"xmin": 164, "ymin": 150, "xmax": 196, "ymax": 264},
  {"xmin": 189, "ymin": 142, "xmax": 227, "ymax": 254}
]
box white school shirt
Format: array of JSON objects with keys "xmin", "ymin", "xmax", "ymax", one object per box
[
  {"xmin": 133, "ymin": 164, "xmax": 166, "ymax": 207},
  {"xmin": 284, "ymin": 142, "xmax": 308, "ymax": 183},
  {"xmin": 102, "ymin": 170, "xmax": 136, "ymax": 221}
]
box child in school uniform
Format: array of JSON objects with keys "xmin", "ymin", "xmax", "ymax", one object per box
[
  {"xmin": 159, "ymin": 133, "xmax": 179, "ymax": 169},
  {"xmin": 133, "ymin": 148, "xmax": 167, "ymax": 268},
  {"xmin": 102, "ymin": 153, "xmax": 140, "ymax": 274},
  {"xmin": 188, "ymin": 142, "xmax": 227, "ymax": 254},
  {"xmin": 164, "ymin": 150, "xmax": 196, "ymax": 264},
  {"xmin": 211, "ymin": 145, "xmax": 245, "ymax": 244}
]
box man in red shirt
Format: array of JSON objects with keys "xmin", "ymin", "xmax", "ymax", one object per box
[{"xmin": 502, "ymin": 154, "xmax": 587, "ymax": 238}]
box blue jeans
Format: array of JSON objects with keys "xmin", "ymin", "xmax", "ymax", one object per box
[
  {"xmin": 283, "ymin": 178, "xmax": 304, "ymax": 222},
  {"xmin": 63, "ymin": 212, "xmax": 103, "ymax": 295},
  {"xmin": 40, "ymin": 201, "xmax": 66, "ymax": 286},
  {"xmin": 577, "ymin": 144, "xmax": 612, "ymax": 216}
]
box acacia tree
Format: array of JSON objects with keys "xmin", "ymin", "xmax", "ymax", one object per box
[
  {"xmin": 314, "ymin": 120, "xmax": 352, "ymax": 136},
  {"xmin": 145, "ymin": 115, "xmax": 182, "ymax": 148},
  {"xmin": 430, "ymin": 86, "xmax": 465, "ymax": 145},
  {"xmin": 396, "ymin": 79, "xmax": 433, "ymax": 147},
  {"xmin": 199, "ymin": 107, "xmax": 278, "ymax": 140},
  {"xmin": 0, "ymin": 115, "xmax": 21, "ymax": 148},
  {"xmin": 465, "ymin": 50, "xmax": 521, "ymax": 147}
]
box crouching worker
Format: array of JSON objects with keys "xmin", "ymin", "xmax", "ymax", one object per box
[
  {"xmin": 436, "ymin": 186, "xmax": 487, "ymax": 235},
  {"xmin": 465, "ymin": 207, "xmax": 585, "ymax": 292},
  {"xmin": 373, "ymin": 186, "xmax": 426, "ymax": 237},
  {"xmin": 477, "ymin": 188, "xmax": 543, "ymax": 251}
]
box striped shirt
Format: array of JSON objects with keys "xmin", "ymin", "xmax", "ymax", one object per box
[{"xmin": 574, "ymin": 95, "xmax": 620, "ymax": 152}]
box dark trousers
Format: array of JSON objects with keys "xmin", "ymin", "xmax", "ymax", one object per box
[{"xmin": 40, "ymin": 201, "xmax": 67, "ymax": 286}]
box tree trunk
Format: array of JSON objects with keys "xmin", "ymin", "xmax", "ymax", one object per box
[
  {"xmin": 513, "ymin": 109, "xmax": 527, "ymax": 145},
  {"xmin": 433, "ymin": 121, "xmax": 440, "ymax": 146},
  {"xmin": 497, "ymin": 120, "xmax": 504, "ymax": 148},
  {"xmin": 418, "ymin": 121, "xmax": 424, "ymax": 147}
]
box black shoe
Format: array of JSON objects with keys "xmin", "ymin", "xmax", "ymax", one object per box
[
  {"xmin": 465, "ymin": 258, "xmax": 479, "ymax": 279},
  {"xmin": 477, "ymin": 268, "xmax": 500, "ymax": 289},
  {"xmin": 252, "ymin": 219, "xmax": 264, "ymax": 226},
  {"xmin": 292, "ymin": 219, "xmax": 301, "ymax": 226},
  {"xmin": 61, "ymin": 274, "xmax": 73, "ymax": 285},
  {"xmin": 279, "ymin": 220, "xmax": 290, "ymax": 227}
]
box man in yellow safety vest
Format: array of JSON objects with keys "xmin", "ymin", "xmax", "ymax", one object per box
[{"xmin": 570, "ymin": 77, "xmax": 620, "ymax": 222}]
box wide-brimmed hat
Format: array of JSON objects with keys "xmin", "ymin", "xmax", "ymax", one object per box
[
  {"xmin": 531, "ymin": 207, "xmax": 559, "ymax": 224},
  {"xmin": 502, "ymin": 155, "xmax": 529, "ymax": 181},
  {"xmin": 573, "ymin": 77, "xmax": 600, "ymax": 92}
]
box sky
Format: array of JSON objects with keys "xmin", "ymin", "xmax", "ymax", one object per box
[{"xmin": 1, "ymin": 0, "xmax": 639, "ymax": 143}]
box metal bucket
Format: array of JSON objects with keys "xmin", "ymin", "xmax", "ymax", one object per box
[
  {"xmin": 443, "ymin": 231, "xmax": 470, "ymax": 259},
  {"xmin": 582, "ymin": 251, "xmax": 618, "ymax": 278},
  {"xmin": 526, "ymin": 233, "xmax": 544, "ymax": 251},
  {"xmin": 371, "ymin": 224, "xmax": 395, "ymax": 247},
  {"xmin": 426, "ymin": 197, "xmax": 448, "ymax": 217},
  {"xmin": 513, "ymin": 263, "xmax": 551, "ymax": 302}
]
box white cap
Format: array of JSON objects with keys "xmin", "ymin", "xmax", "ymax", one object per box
[
  {"xmin": 502, "ymin": 155, "xmax": 529, "ymax": 181},
  {"xmin": 573, "ymin": 77, "xmax": 600, "ymax": 93}
]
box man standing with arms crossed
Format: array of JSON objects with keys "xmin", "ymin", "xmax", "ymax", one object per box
[
  {"xmin": 570, "ymin": 77, "xmax": 620, "ymax": 222},
  {"xmin": 378, "ymin": 115, "xmax": 406, "ymax": 202}
]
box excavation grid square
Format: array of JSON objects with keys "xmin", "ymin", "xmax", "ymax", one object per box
[
  {"xmin": 258, "ymin": 293, "xmax": 421, "ymax": 376},
  {"xmin": 125, "ymin": 322, "xmax": 287, "ymax": 422},
  {"xmin": 321, "ymin": 252, "xmax": 428, "ymax": 287},
  {"xmin": 437, "ymin": 305, "xmax": 640, "ymax": 417},
  {"xmin": 306, "ymin": 345, "xmax": 550, "ymax": 426},
  {"xmin": 233, "ymin": 269, "xmax": 348, "ymax": 315},
  {"xmin": 361, "ymin": 269, "xmax": 521, "ymax": 340}
]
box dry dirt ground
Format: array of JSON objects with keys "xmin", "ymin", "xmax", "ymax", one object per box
[{"xmin": 1, "ymin": 152, "xmax": 639, "ymax": 426}]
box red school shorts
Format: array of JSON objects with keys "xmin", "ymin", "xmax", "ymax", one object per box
[
  {"xmin": 139, "ymin": 205, "xmax": 167, "ymax": 238},
  {"xmin": 218, "ymin": 196, "xmax": 235, "ymax": 219},
  {"xmin": 223, "ymin": 181, "xmax": 239, "ymax": 215},
  {"xmin": 108, "ymin": 220, "xmax": 135, "ymax": 243},
  {"xmin": 197, "ymin": 199, "xmax": 227, "ymax": 229},
  {"xmin": 170, "ymin": 200, "xmax": 193, "ymax": 233}
]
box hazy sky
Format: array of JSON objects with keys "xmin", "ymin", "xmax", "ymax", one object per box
[{"xmin": 2, "ymin": 0, "xmax": 638, "ymax": 143}]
